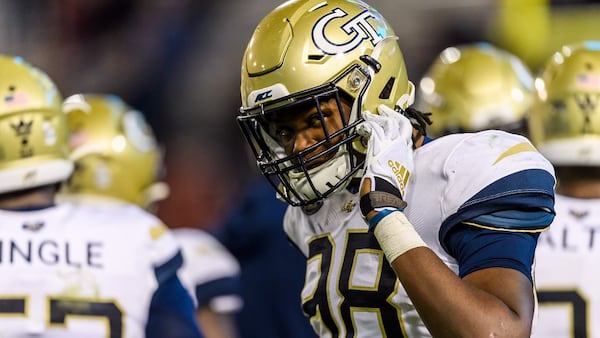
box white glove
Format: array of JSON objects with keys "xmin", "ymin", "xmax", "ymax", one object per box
[
  {"xmin": 358, "ymin": 104, "xmax": 414, "ymax": 221},
  {"xmin": 358, "ymin": 105, "xmax": 427, "ymax": 257}
]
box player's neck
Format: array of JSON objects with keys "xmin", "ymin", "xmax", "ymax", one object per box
[
  {"xmin": 0, "ymin": 185, "xmax": 56, "ymax": 210},
  {"xmin": 413, "ymin": 133, "xmax": 425, "ymax": 148}
]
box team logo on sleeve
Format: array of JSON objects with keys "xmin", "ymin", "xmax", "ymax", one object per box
[{"xmin": 312, "ymin": 8, "xmax": 382, "ymax": 55}]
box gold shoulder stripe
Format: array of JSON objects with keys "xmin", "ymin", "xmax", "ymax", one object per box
[
  {"xmin": 462, "ymin": 221, "xmax": 549, "ymax": 233},
  {"xmin": 150, "ymin": 224, "xmax": 168, "ymax": 240},
  {"xmin": 492, "ymin": 142, "xmax": 536, "ymax": 165}
]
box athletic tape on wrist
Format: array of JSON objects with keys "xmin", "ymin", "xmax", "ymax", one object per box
[
  {"xmin": 373, "ymin": 211, "xmax": 427, "ymax": 263},
  {"xmin": 368, "ymin": 208, "xmax": 397, "ymax": 230}
]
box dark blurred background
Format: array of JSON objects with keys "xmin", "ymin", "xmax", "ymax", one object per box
[{"xmin": 2, "ymin": 0, "xmax": 599, "ymax": 230}]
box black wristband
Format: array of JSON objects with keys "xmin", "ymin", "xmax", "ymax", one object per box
[{"xmin": 360, "ymin": 191, "xmax": 407, "ymax": 217}]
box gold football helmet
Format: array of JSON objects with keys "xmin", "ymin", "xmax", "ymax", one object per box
[
  {"xmin": 0, "ymin": 55, "xmax": 73, "ymax": 194},
  {"xmin": 237, "ymin": 0, "xmax": 414, "ymax": 206},
  {"xmin": 61, "ymin": 94, "xmax": 168, "ymax": 208},
  {"xmin": 529, "ymin": 41, "xmax": 600, "ymax": 166},
  {"xmin": 418, "ymin": 42, "xmax": 534, "ymax": 136}
]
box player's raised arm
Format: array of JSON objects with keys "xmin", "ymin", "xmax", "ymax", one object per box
[{"xmin": 359, "ymin": 106, "xmax": 554, "ymax": 336}]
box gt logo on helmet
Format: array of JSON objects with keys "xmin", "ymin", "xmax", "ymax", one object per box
[{"xmin": 312, "ymin": 8, "xmax": 382, "ymax": 55}]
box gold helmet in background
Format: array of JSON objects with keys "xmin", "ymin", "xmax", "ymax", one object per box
[
  {"xmin": 238, "ymin": 0, "xmax": 414, "ymax": 206},
  {"xmin": 61, "ymin": 94, "xmax": 168, "ymax": 208},
  {"xmin": 418, "ymin": 42, "xmax": 534, "ymax": 136},
  {"xmin": 529, "ymin": 41, "xmax": 600, "ymax": 166},
  {"xmin": 0, "ymin": 55, "xmax": 73, "ymax": 194}
]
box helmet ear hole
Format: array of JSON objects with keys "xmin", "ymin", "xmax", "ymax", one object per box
[{"xmin": 379, "ymin": 77, "xmax": 395, "ymax": 100}]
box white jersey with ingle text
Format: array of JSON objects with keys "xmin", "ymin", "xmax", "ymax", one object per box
[
  {"xmin": 0, "ymin": 202, "xmax": 181, "ymax": 337},
  {"xmin": 533, "ymin": 194, "xmax": 600, "ymax": 338},
  {"xmin": 284, "ymin": 130, "xmax": 555, "ymax": 337}
]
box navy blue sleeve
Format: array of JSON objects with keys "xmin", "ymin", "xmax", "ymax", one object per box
[
  {"xmin": 146, "ymin": 251, "xmax": 204, "ymax": 338},
  {"xmin": 440, "ymin": 169, "xmax": 555, "ymax": 245},
  {"xmin": 195, "ymin": 275, "xmax": 242, "ymax": 309},
  {"xmin": 445, "ymin": 224, "xmax": 540, "ymax": 283},
  {"xmin": 438, "ymin": 169, "xmax": 555, "ymax": 283}
]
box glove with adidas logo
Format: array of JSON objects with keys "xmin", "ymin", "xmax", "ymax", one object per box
[{"xmin": 358, "ymin": 104, "xmax": 414, "ymax": 230}]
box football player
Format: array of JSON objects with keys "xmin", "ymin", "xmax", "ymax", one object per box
[
  {"xmin": 417, "ymin": 42, "xmax": 535, "ymax": 137},
  {"xmin": 59, "ymin": 93, "xmax": 243, "ymax": 338},
  {"xmin": 236, "ymin": 0, "xmax": 556, "ymax": 336},
  {"xmin": 528, "ymin": 41, "xmax": 600, "ymax": 338},
  {"xmin": 0, "ymin": 55, "xmax": 201, "ymax": 337}
]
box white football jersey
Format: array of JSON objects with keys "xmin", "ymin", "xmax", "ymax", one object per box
[
  {"xmin": 285, "ymin": 130, "xmax": 555, "ymax": 337},
  {"xmin": 533, "ymin": 194, "xmax": 600, "ymax": 338},
  {"xmin": 0, "ymin": 202, "xmax": 181, "ymax": 337},
  {"xmin": 172, "ymin": 228, "xmax": 243, "ymax": 313}
]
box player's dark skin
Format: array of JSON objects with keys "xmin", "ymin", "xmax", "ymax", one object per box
[
  {"xmin": 266, "ymin": 97, "xmax": 351, "ymax": 169},
  {"xmin": 0, "ymin": 185, "xmax": 56, "ymax": 210},
  {"xmin": 555, "ymin": 166, "xmax": 600, "ymax": 198},
  {"xmin": 268, "ymin": 96, "xmax": 536, "ymax": 337}
]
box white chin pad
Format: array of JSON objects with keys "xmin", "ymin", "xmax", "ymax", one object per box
[{"xmin": 288, "ymin": 149, "xmax": 351, "ymax": 200}]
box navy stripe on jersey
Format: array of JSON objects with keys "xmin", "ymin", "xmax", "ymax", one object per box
[
  {"xmin": 471, "ymin": 209, "xmax": 555, "ymax": 228},
  {"xmin": 146, "ymin": 272, "xmax": 203, "ymax": 338},
  {"xmin": 195, "ymin": 276, "xmax": 242, "ymax": 309},
  {"xmin": 445, "ymin": 225, "xmax": 539, "ymax": 283},
  {"xmin": 148, "ymin": 252, "xmax": 202, "ymax": 337},
  {"xmin": 439, "ymin": 169, "xmax": 555, "ymax": 249},
  {"xmin": 458, "ymin": 168, "xmax": 555, "ymax": 214},
  {"xmin": 437, "ymin": 168, "xmax": 554, "ymax": 283},
  {"xmin": 155, "ymin": 250, "xmax": 184, "ymax": 284}
]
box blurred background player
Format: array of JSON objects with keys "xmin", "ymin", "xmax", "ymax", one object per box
[
  {"xmin": 59, "ymin": 93, "xmax": 241, "ymax": 338},
  {"xmin": 172, "ymin": 228, "xmax": 242, "ymax": 338},
  {"xmin": 417, "ymin": 42, "xmax": 535, "ymax": 137},
  {"xmin": 211, "ymin": 177, "xmax": 318, "ymax": 338},
  {"xmin": 528, "ymin": 41, "xmax": 600, "ymax": 338},
  {"xmin": 0, "ymin": 55, "xmax": 201, "ymax": 337},
  {"xmin": 417, "ymin": 40, "xmax": 600, "ymax": 336}
]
